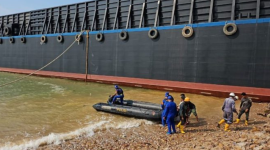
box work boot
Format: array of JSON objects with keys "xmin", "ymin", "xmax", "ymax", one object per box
[
  {"xmin": 217, "ymin": 119, "xmax": 225, "ymax": 128},
  {"xmin": 176, "ymin": 121, "xmax": 181, "ymax": 128},
  {"xmin": 235, "ymin": 119, "xmax": 240, "ymax": 124},
  {"xmin": 245, "ymin": 120, "xmax": 248, "ymax": 126},
  {"xmin": 180, "ymin": 125, "xmax": 185, "ymax": 134},
  {"xmin": 224, "ymin": 124, "xmax": 231, "ymax": 132}
]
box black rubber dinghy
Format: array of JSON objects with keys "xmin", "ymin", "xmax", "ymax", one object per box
[
  {"xmin": 93, "ymin": 103, "xmax": 162, "ymax": 120},
  {"xmin": 108, "ymin": 96, "xmax": 162, "ymax": 110}
]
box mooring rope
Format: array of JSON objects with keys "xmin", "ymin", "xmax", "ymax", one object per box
[{"xmin": 0, "ymin": 30, "xmax": 85, "ymax": 88}]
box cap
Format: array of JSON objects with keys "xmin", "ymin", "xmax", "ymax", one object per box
[
  {"xmin": 229, "ymin": 92, "xmax": 235, "ymax": 97},
  {"xmin": 114, "ymin": 85, "xmax": 119, "ymax": 89},
  {"xmin": 241, "ymin": 92, "xmax": 247, "ymax": 96},
  {"xmin": 235, "ymin": 96, "xmax": 239, "ymax": 100},
  {"xmin": 167, "ymin": 96, "xmax": 173, "ymax": 100},
  {"xmin": 165, "ymin": 92, "xmax": 169, "ymax": 97},
  {"xmin": 184, "ymin": 97, "xmax": 190, "ymax": 102}
]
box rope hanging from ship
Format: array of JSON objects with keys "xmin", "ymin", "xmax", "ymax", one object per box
[{"xmin": 0, "ymin": 30, "xmax": 86, "ymax": 88}]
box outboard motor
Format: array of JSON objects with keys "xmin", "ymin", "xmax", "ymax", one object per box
[{"xmin": 107, "ymin": 95, "xmax": 114, "ymax": 103}]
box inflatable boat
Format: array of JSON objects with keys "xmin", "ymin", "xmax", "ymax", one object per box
[
  {"xmin": 108, "ymin": 96, "xmax": 162, "ymax": 110},
  {"xmin": 93, "ymin": 103, "xmax": 162, "ymax": 120}
]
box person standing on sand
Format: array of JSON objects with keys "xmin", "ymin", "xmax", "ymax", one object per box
[
  {"xmin": 235, "ymin": 92, "xmax": 252, "ymax": 126},
  {"xmin": 217, "ymin": 93, "xmax": 238, "ymax": 131},
  {"xmin": 177, "ymin": 94, "xmax": 185, "ymax": 110},
  {"xmin": 176, "ymin": 94, "xmax": 185, "ymax": 129},
  {"xmin": 177, "ymin": 97, "xmax": 191, "ymax": 134},
  {"xmin": 163, "ymin": 96, "xmax": 177, "ymax": 134},
  {"xmin": 161, "ymin": 92, "xmax": 169, "ymax": 126}
]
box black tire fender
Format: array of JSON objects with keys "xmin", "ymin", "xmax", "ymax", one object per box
[
  {"xmin": 96, "ymin": 33, "xmax": 104, "ymax": 42},
  {"xmin": 9, "ymin": 37, "xmax": 15, "ymax": 44},
  {"xmin": 21, "ymin": 37, "xmax": 26, "ymax": 43},
  {"xmin": 148, "ymin": 28, "xmax": 158, "ymax": 39},
  {"xmin": 119, "ymin": 31, "xmax": 128, "ymax": 40},
  {"xmin": 57, "ymin": 35, "xmax": 64, "ymax": 43},
  {"xmin": 41, "ymin": 35, "xmax": 47, "ymax": 43},
  {"xmin": 223, "ymin": 23, "xmax": 237, "ymax": 36},
  {"xmin": 182, "ymin": 26, "xmax": 194, "ymax": 38},
  {"xmin": 4, "ymin": 27, "xmax": 11, "ymax": 35}
]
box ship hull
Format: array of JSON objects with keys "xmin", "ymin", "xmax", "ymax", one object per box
[
  {"xmin": 1, "ymin": 18, "xmax": 270, "ymax": 102},
  {"xmin": 0, "ymin": 20, "xmax": 269, "ymax": 88},
  {"xmin": 1, "ymin": 67, "xmax": 270, "ymax": 102}
]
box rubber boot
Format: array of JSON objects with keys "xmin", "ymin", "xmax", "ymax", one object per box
[
  {"xmin": 176, "ymin": 121, "xmax": 181, "ymax": 128},
  {"xmin": 224, "ymin": 124, "xmax": 231, "ymax": 132},
  {"xmin": 180, "ymin": 125, "xmax": 185, "ymax": 134},
  {"xmin": 245, "ymin": 120, "xmax": 248, "ymax": 126},
  {"xmin": 217, "ymin": 119, "xmax": 225, "ymax": 128},
  {"xmin": 235, "ymin": 119, "xmax": 240, "ymax": 124}
]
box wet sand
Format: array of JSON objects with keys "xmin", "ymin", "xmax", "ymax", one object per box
[{"xmin": 39, "ymin": 103, "xmax": 270, "ymax": 150}]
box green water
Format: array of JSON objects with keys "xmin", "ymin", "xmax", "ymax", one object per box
[{"xmin": 0, "ymin": 72, "xmax": 228, "ymax": 149}]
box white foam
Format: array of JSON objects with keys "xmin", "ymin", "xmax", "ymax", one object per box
[
  {"xmin": 101, "ymin": 118, "xmax": 154, "ymax": 130},
  {"xmin": 37, "ymin": 82, "xmax": 65, "ymax": 95},
  {"xmin": 0, "ymin": 121, "xmax": 108, "ymax": 150},
  {"xmin": 1, "ymin": 118, "xmax": 153, "ymax": 150}
]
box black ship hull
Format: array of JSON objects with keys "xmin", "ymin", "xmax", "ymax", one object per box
[
  {"xmin": 0, "ymin": 20, "xmax": 270, "ymax": 88},
  {"xmin": 0, "ymin": 0, "xmax": 270, "ymax": 99}
]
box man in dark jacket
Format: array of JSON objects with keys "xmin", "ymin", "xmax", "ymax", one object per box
[
  {"xmin": 217, "ymin": 93, "xmax": 238, "ymax": 131},
  {"xmin": 177, "ymin": 97, "xmax": 191, "ymax": 134},
  {"xmin": 186, "ymin": 101, "xmax": 199, "ymax": 124},
  {"xmin": 235, "ymin": 92, "xmax": 252, "ymax": 125}
]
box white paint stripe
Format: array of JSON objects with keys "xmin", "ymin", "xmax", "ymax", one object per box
[
  {"xmin": 200, "ymin": 92, "xmax": 212, "ymax": 95},
  {"xmin": 249, "ymin": 97, "xmax": 259, "ymax": 100},
  {"xmin": 164, "ymin": 88, "xmax": 173, "ymax": 91}
]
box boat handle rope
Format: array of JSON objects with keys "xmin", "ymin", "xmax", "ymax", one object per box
[{"xmin": 0, "ymin": 30, "xmax": 86, "ymax": 88}]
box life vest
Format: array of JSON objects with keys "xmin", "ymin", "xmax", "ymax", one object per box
[{"xmin": 117, "ymin": 88, "xmax": 123, "ymax": 95}]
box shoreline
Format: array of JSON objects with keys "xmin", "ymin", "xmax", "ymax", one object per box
[
  {"xmin": 1, "ymin": 68, "xmax": 270, "ymax": 102},
  {"xmin": 38, "ymin": 103, "xmax": 270, "ymax": 150}
]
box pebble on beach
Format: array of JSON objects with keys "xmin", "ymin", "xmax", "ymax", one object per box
[{"xmin": 38, "ymin": 103, "xmax": 270, "ymax": 150}]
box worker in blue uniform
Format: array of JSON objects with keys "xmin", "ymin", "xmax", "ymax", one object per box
[
  {"xmin": 168, "ymin": 93, "xmax": 174, "ymax": 102},
  {"xmin": 111, "ymin": 85, "xmax": 124, "ymax": 104},
  {"xmin": 163, "ymin": 95, "xmax": 177, "ymax": 134},
  {"xmin": 161, "ymin": 92, "xmax": 169, "ymax": 126}
]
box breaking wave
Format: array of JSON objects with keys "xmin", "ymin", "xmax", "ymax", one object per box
[{"xmin": 0, "ymin": 119, "xmax": 153, "ymax": 150}]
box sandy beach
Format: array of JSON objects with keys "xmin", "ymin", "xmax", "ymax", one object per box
[{"xmin": 37, "ymin": 103, "xmax": 270, "ymax": 150}]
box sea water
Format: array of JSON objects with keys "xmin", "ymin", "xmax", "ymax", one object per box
[{"xmin": 0, "ymin": 72, "xmax": 227, "ymax": 150}]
